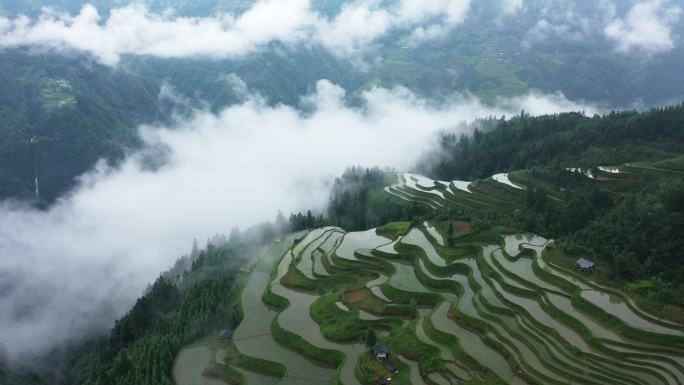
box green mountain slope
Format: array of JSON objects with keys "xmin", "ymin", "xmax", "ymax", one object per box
[{"xmin": 0, "ymin": 51, "xmax": 159, "ymax": 202}]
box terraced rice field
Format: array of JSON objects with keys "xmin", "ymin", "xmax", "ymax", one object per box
[
  {"xmin": 492, "ymin": 173, "xmax": 524, "ymax": 190},
  {"xmin": 175, "ymin": 218, "xmax": 684, "ymax": 385},
  {"xmin": 173, "ymin": 346, "xmax": 228, "ymax": 385},
  {"xmin": 172, "ymin": 165, "xmax": 684, "ymax": 385},
  {"xmin": 384, "ymin": 172, "xmax": 526, "ymax": 211}
]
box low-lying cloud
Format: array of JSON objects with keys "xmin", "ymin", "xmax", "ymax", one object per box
[
  {"xmin": 0, "ymin": 79, "xmax": 599, "ymax": 365},
  {"xmin": 3, "ymin": 0, "xmax": 680, "ymax": 65},
  {"xmin": 520, "ymin": 0, "xmax": 682, "ymax": 56},
  {"xmin": 0, "ymin": 0, "xmax": 471, "ymax": 65},
  {"xmin": 605, "ymin": 0, "xmax": 681, "ymax": 55}
]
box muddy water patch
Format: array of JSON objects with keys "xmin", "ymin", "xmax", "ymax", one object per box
[
  {"xmin": 312, "ymin": 250, "xmax": 330, "ymax": 276},
  {"xmin": 503, "ymin": 234, "xmax": 546, "ymax": 257},
  {"xmin": 489, "ymin": 248, "xmax": 559, "ymax": 292},
  {"xmin": 395, "ymin": 355, "xmax": 427, "ymax": 385},
  {"xmin": 416, "ymin": 316, "xmax": 454, "ymax": 361},
  {"xmin": 430, "ymin": 302, "xmax": 525, "ymax": 385},
  {"xmin": 359, "ymin": 309, "xmax": 380, "ymax": 320},
  {"xmin": 491, "ymin": 280, "xmax": 589, "ymax": 351},
  {"xmin": 581, "ymin": 290, "xmax": 684, "ymax": 336},
  {"xmin": 370, "ymin": 285, "xmax": 392, "ymax": 302},
  {"xmin": 376, "ymin": 236, "xmax": 401, "ymax": 254},
  {"xmin": 388, "ymin": 261, "xmax": 431, "ymax": 293},
  {"xmin": 297, "ymin": 229, "xmax": 337, "ymax": 279},
  {"xmin": 273, "ymin": 284, "xmax": 365, "ymax": 385},
  {"xmin": 402, "ymin": 228, "xmax": 446, "ymax": 266},
  {"xmin": 423, "ymin": 221, "xmax": 444, "ymax": 246},
  {"xmin": 337, "ymin": 229, "xmax": 391, "ymax": 261},
  {"xmin": 233, "ymin": 366, "xmax": 279, "ymax": 385},
  {"xmin": 235, "ymin": 270, "xmax": 333, "ymax": 382},
  {"xmin": 365, "ymin": 274, "xmax": 388, "ymax": 288},
  {"xmin": 173, "ymin": 346, "xmax": 225, "ymax": 385}
]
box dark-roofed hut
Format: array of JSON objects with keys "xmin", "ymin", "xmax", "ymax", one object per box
[
  {"xmin": 372, "ymin": 344, "xmax": 390, "ymax": 361},
  {"xmin": 218, "ymin": 329, "xmax": 233, "ymax": 343},
  {"xmin": 576, "ymin": 258, "xmax": 596, "ymax": 274}
]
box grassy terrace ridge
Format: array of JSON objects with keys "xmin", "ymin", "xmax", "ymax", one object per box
[{"xmin": 174, "ymin": 216, "xmax": 683, "ymax": 385}]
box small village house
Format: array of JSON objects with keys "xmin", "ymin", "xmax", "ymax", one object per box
[
  {"xmin": 218, "ymin": 329, "xmax": 233, "ymax": 343},
  {"xmin": 576, "ymin": 258, "xmax": 596, "ymax": 274},
  {"xmin": 372, "ymin": 344, "xmax": 390, "ymax": 361}
]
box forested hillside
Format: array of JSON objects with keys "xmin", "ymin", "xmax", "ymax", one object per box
[
  {"xmin": 423, "ymin": 105, "xmax": 684, "ymax": 302},
  {"xmin": 0, "ymin": 51, "xmax": 159, "ymax": 202},
  {"xmin": 65, "ymin": 243, "xmax": 246, "ymax": 385},
  {"xmin": 3, "ymin": 1, "xmax": 684, "ymax": 205},
  {"xmin": 429, "ymin": 104, "xmax": 684, "ymax": 180}
]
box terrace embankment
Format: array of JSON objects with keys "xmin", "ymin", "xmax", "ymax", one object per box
[{"xmin": 175, "ymin": 218, "xmax": 684, "ymax": 385}]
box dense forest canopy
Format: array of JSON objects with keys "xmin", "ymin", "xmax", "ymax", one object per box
[{"xmin": 430, "ymin": 105, "xmax": 684, "ymax": 180}]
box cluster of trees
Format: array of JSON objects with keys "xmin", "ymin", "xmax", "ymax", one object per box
[
  {"xmin": 325, "ymin": 167, "xmax": 430, "ymax": 231},
  {"xmin": 430, "ymin": 105, "xmax": 684, "ymax": 181},
  {"xmin": 516, "ymin": 168, "xmax": 614, "ymax": 237},
  {"xmin": 65, "ymin": 243, "xmax": 244, "ymax": 385},
  {"xmin": 288, "ymin": 210, "xmax": 327, "ymax": 232},
  {"xmin": 572, "ymin": 180, "xmax": 684, "ymax": 286},
  {"xmin": 286, "ymin": 166, "xmax": 431, "ymax": 232}
]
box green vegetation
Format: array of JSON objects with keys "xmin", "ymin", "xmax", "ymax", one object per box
[
  {"xmin": 225, "ymin": 342, "xmax": 286, "ymax": 378},
  {"xmin": 65, "ymin": 243, "xmax": 244, "ymax": 385},
  {"xmin": 213, "ymin": 220, "xmax": 684, "ymax": 385},
  {"xmin": 395, "ymin": 105, "xmax": 684, "ymax": 305},
  {"xmin": 324, "ymin": 167, "xmax": 431, "ymax": 231},
  {"xmin": 270, "ymin": 318, "xmax": 345, "ymax": 370},
  {"xmin": 0, "ymin": 51, "xmax": 158, "ymax": 203},
  {"xmin": 389, "ymin": 320, "xmax": 443, "ymax": 373},
  {"xmin": 430, "ymin": 107, "xmax": 684, "ymax": 180},
  {"xmin": 32, "ymin": 210, "xmax": 683, "ymax": 385},
  {"xmin": 310, "ymin": 292, "xmax": 368, "ymax": 341},
  {"xmin": 377, "ymin": 221, "xmax": 411, "ymax": 238},
  {"xmin": 40, "ymin": 78, "xmax": 76, "ymax": 109},
  {"xmin": 204, "ymin": 360, "xmax": 244, "ymax": 385}
]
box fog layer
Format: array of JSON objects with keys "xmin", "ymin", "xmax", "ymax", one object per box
[{"xmin": 0, "ymin": 80, "xmax": 598, "ymax": 364}]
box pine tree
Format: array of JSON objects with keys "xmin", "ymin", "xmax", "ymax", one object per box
[{"xmin": 365, "ymin": 328, "xmax": 377, "ymax": 348}]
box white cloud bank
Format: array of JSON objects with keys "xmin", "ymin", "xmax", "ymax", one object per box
[
  {"xmin": 501, "ymin": 0, "xmax": 524, "ymax": 14},
  {"xmin": 0, "ymin": 79, "xmax": 598, "ymax": 364},
  {"xmin": 522, "ymin": 0, "xmax": 616, "ymax": 48},
  {"xmin": 605, "ymin": 0, "xmax": 681, "ymax": 54},
  {"xmin": 0, "ymin": 0, "xmax": 471, "ymax": 65}
]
